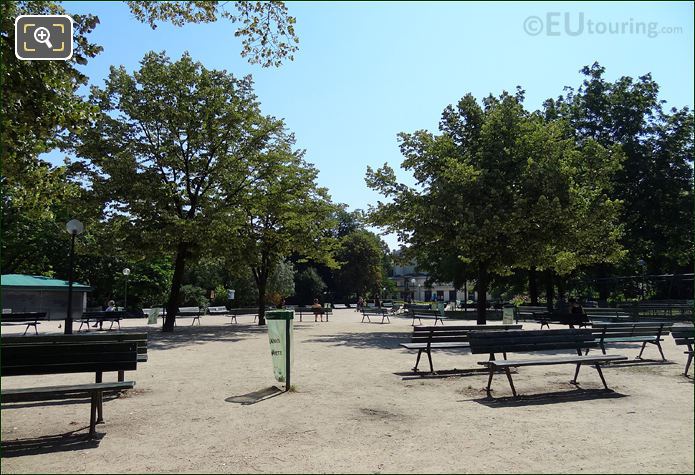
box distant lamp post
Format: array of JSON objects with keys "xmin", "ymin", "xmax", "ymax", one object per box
[
  {"xmin": 65, "ymin": 219, "xmax": 84, "ymax": 334},
  {"xmin": 410, "ymin": 278, "xmax": 417, "ymax": 301},
  {"xmin": 637, "ymin": 259, "xmax": 647, "ymax": 301},
  {"xmin": 123, "ymin": 268, "xmax": 131, "ymax": 310}
]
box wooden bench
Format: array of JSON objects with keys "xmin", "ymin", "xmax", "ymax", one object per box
[
  {"xmin": 1, "ymin": 333, "xmax": 148, "ymax": 383},
  {"xmin": 400, "ymin": 324, "xmax": 523, "ymax": 372},
  {"xmin": 361, "ymin": 307, "xmax": 390, "ymax": 324},
  {"xmin": 174, "ymin": 307, "xmax": 201, "ymax": 326},
  {"xmin": 1, "ymin": 340, "xmax": 138, "ymax": 436},
  {"xmin": 533, "ymin": 312, "xmax": 591, "ymax": 329},
  {"xmin": 584, "ymin": 307, "xmax": 633, "ymax": 322},
  {"xmin": 224, "ymin": 307, "xmax": 258, "ymax": 323},
  {"xmin": 586, "ymin": 322, "xmax": 673, "ymax": 360},
  {"xmin": 1, "ymin": 312, "xmax": 48, "ymax": 335},
  {"xmin": 514, "ymin": 306, "xmax": 548, "ymax": 323},
  {"xmin": 671, "ymin": 325, "xmax": 694, "ymax": 375},
  {"xmin": 409, "ymin": 308, "xmax": 444, "ymax": 326},
  {"xmin": 207, "ymin": 306, "xmax": 228, "ymax": 317},
  {"xmin": 78, "ymin": 311, "xmax": 126, "ymax": 331},
  {"xmin": 294, "ymin": 306, "xmax": 332, "ymax": 322},
  {"xmin": 469, "ymin": 329, "xmax": 628, "ymax": 398}
]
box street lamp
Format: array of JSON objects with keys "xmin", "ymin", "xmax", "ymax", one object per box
[
  {"xmin": 410, "ymin": 278, "xmax": 416, "ymax": 302},
  {"xmin": 65, "ymin": 219, "xmax": 84, "ymax": 334},
  {"xmin": 123, "ymin": 268, "xmax": 131, "ymax": 311},
  {"xmin": 637, "ymin": 259, "xmax": 647, "ymax": 301}
]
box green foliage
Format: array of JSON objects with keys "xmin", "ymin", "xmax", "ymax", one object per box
[
  {"xmin": 126, "ymin": 1, "xmax": 298, "ymax": 67},
  {"xmin": 333, "ymin": 230, "xmax": 384, "ymax": 299},
  {"xmin": 547, "ymin": 63, "xmax": 694, "ymax": 273},
  {"xmin": 267, "ymin": 259, "xmax": 296, "ymax": 298},
  {"xmin": 367, "ymin": 88, "xmax": 625, "ymax": 321},
  {"xmin": 294, "ymin": 268, "xmax": 326, "ymax": 305},
  {"xmin": 179, "ymin": 284, "xmax": 209, "ymax": 309}
]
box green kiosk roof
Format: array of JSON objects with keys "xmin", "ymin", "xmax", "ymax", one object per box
[{"xmin": 1, "ymin": 274, "xmax": 92, "ymax": 291}]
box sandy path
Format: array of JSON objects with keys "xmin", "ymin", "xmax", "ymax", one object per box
[{"xmin": 1, "ymin": 310, "xmax": 693, "ymax": 473}]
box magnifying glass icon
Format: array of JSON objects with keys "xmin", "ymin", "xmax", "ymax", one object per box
[{"xmin": 33, "ymin": 27, "xmax": 53, "ymax": 49}]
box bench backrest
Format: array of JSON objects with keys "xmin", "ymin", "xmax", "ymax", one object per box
[
  {"xmin": 670, "ymin": 325, "xmax": 695, "ymax": 346},
  {"xmin": 1, "ymin": 312, "xmax": 48, "ymax": 323},
  {"xmin": 590, "ymin": 322, "xmax": 672, "ymax": 339},
  {"xmin": 584, "ymin": 308, "xmax": 632, "ymax": 318},
  {"xmin": 411, "ymin": 325, "xmax": 523, "ymax": 344},
  {"xmin": 207, "ymin": 306, "xmax": 227, "ymax": 313},
  {"xmin": 362, "ymin": 308, "xmax": 387, "ymax": 315},
  {"xmin": 177, "ymin": 307, "xmax": 200, "ymax": 315},
  {"xmin": 468, "ymin": 329, "xmax": 595, "ymax": 355},
  {"xmin": 1, "ymin": 341, "xmax": 138, "ymax": 376},
  {"xmin": 229, "ymin": 307, "xmax": 258, "ymax": 316},
  {"xmin": 410, "ymin": 308, "xmax": 444, "ymax": 318},
  {"xmin": 82, "ymin": 311, "xmax": 126, "ymax": 320},
  {"xmin": 1, "ymin": 333, "xmax": 148, "ymax": 361}
]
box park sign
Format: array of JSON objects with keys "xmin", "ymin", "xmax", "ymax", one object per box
[{"xmin": 266, "ymin": 310, "xmax": 294, "ymax": 390}]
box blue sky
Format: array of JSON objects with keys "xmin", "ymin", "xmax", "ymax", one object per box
[{"xmin": 55, "ymin": 1, "xmax": 694, "ymax": 249}]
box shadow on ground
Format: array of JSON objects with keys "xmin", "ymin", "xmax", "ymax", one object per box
[
  {"xmin": 140, "ymin": 324, "xmax": 269, "ymax": 351},
  {"xmin": 225, "ymin": 386, "xmax": 285, "ymax": 405},
  {"xmin": 303, "ymin": 331, "xmax": 410, "ymax": 350},
  {"xmin": 0, "ymin": 429, "xmax": 103, "ymax": 457},
  {"xmin": 470, "ymin": 388, "xmax": 628, "ymax": 407}
]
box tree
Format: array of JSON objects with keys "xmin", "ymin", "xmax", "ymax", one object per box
[
  {"xmin": 546, "ymin": 63, "xmax": 694, "ymax": 295},
  {"xmin": 224, "ymin": 145, "xmax": 337, "ymax": 324},
  {"xmin": 266, "ymin": 259, "xmax": 296, "ymax": 307},
  {"xmin": 367, "ymin": 90, "xmax": 623, "ymax": 322},
  {"xmin": 76, "ymin": 52, "xmax": 290, "ymax": 331},
  {"xmin": 294, "ymin": 268, "xmax": 327, "ymax": 306},
  {"xmin": 126, "ymin": 1, "xmax": 298, "ymax": 67},
  {"xmin": 333, "ymin": 230, "xmax": 384, "ymax": 300}
]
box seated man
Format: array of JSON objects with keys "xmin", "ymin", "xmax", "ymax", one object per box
[{"xmin": 311, "ymin": 298, "xmax": 324, "ymax": 322}]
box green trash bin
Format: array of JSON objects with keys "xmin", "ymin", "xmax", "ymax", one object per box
[{"xmin": 266, "ymin": 310, "xmax": 294, "ymax": 390}]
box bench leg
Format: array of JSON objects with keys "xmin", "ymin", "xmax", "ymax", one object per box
[
  {"xmin": 685, "ymin": 353, "xmax": 693, "ymax": 376},
  {"xmin": 571, "ymin": 363, "xmax": 581, "ymax": 384},
  {"xmin": 485, "ymin": 366, "xmax": 495, "ymax": 398},
  {"xmin": 413, "ymin": 350, "xmax": 423, "ymax": 371},
  {"xmin": 426, "ymin": 349, "xmax": 434, "ymax": 373},
  {"xmin": 594, "ymin": 364, "xmax": 609, "ymax": 390},
  {"xmin": 96, "ymin": 372, "xmax": 103, "ymax": 383},
  {"xmin": 96, "ymin": 391, "xmax": 104, "ymax": 424},
  {"xmin": 655, "ymin": 341, "xmax": 666, "ymax": 361},
  {"xmin": 118, "ymin": 370, "xmax": 125, "ymax": 382},
  {"xmin": 117, "ymin": 320, "xmax": 121, "ymax": 330},
  {"xmin": 89, "ymin": 393, "xmax": 98, "ymax": 436},
  {"xmin": 504, "ymin": 367, "xmax": 517, "ymax": 398},
  {"xmin": 636, "ymin": 341, "xmax": 648, "ymax": 359}
]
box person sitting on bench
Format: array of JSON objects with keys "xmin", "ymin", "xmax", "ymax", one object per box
[
  {"xmin": 93, "ymin": 300, "xmax": 116, "ymax": 329},
  {"xmin": 311, "ymin": 298, "xmax": 324, "ymax": 322}
]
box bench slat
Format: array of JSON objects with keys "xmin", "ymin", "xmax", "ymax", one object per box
[
  {"xmin": 2, "ymin": 381, "xmax": 135, "ymax": 403},
  {"xmin": 481, "ymin": 354, "xmax": 627, "ymax": 368}
]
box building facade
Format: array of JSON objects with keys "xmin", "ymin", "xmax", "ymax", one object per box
[{"xmin": 388, "ymin": 262, "xmax": 478, "ymax": 303}]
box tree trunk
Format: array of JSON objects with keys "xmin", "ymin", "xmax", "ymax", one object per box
[
  {"xmin": 475, "ymin": 263, "xmax": 488, "ymax": 325},
  {"xmin": 545, "ymin": 270, "xmax": 554, "ymax": 312},
  {"xmin": 163, "ymin": 242, "xmax": 188, "ymax": 332},
  {"xmin": 257, "ymin": 278, "xmax": 267, "ymax": 326},
  {"xmin": 597, "ymin": 264, "xmax": 610, "ymax": 306},
  {"xmin": 529, "ymin": 267, "xmax": 539, "ymax": 305}
]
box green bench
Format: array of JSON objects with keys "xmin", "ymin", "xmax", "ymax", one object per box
[
  {"xmin": 409, "ymin": 308, "xmax": 445, "ymax": 326},
  {"xmin": 2, "ymin": 333, "xmax": 148, "ymax": 383},
  {"xmin": 78, "ymin": 311, "xmax": 126, "ymax": 331},
  {"xmin": 469, "ymin": 329, "xmax": 627, "ymax": 398},
  {"xmin": 400, "ymin": 324, "xmax": 522, "ymax": 372},
  {"xmin": 671, "ymin": 325, "xmax": 695, "ymax": 376},
  {"xmin": 1, "ymin": 311, "xmax": 48, "ymax": 335},
  {"xmin": 1, "ymin": 340, "xmax": 139, "ymax": 437},
  {"xmin": 361, "ymin": 307, "xmax": 390, "ymax": 324},
  {"xmin": 294, "ymin": 306, "xmax": 332, "ymax": 322},
  {"xmin": 586, "ymin": 322, "xmax": 673, "ymax": 360}
]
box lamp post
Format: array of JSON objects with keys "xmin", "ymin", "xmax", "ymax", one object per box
[
  {"xmin": 637, "ymin": 259, "xmax": 647, "ymax": 301},
  {"xmin": 123, "ymin": 268, "xmax": 131, "ymax": 311},
  {"xmin": 410, "ymin": 278, "xmax": 417, "ymax": 302},
  {"xmin": 65, "ymin": 219, "xmax": 84, "ymax": 334}
]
